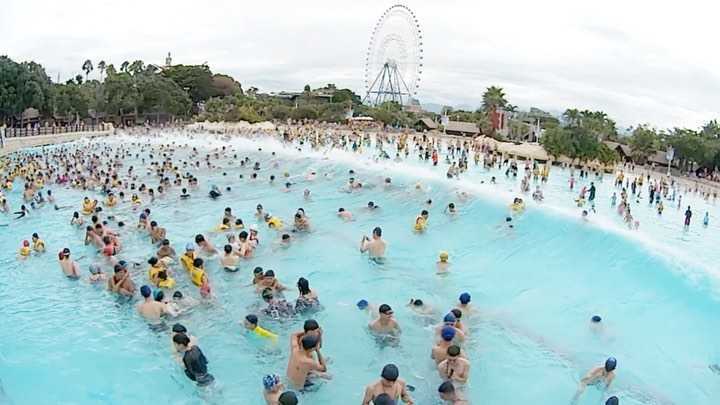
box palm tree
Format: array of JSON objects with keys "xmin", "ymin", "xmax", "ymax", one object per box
[
  {"xmin": 97, "ymin": 60, "xmax": 106, "ymax": 81},
  {"xmin": 481, "ymin": 86, "xmax": 508, "ymax": 112},
  {"xmin": 82, "ymin": 59, "xmax": 93, "ymax": 82},
  {"xmin": 563, "ymin": 108, "xmax": 581, "ymax": 126},
  {"xmin": 120, "ymin": 61, "xmax": 129, "ymax": 73}
]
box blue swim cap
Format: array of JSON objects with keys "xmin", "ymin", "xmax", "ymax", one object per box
[
  {"xmin": 441, "ymin": 326, "xmax": 456, "ymax": 341},
  {"xmin": 605, "ymin": 396, "xmax": 619, "ymax": 405},
  {"xmin": 140, "ymin": 285, "xmax": 151, "ymax": 298},
  {"xmin": 592, "ymin": 315, "xmax": 602, "ymax": 323},
  {"xmin": 262, "ymin": 374, "xmax": 279, "ymax": 390},
  {"xmin": 185, "ymin": 243, "xmax": 195, "ymax": 251},
  {"xmin": 605, "ymin": 357, "xmax": 617, "ymax": 372},
  {"xmin": 443, "ymin": 313, "xmax": 457, "ymax": 323},
  {"xmin": 357, "ymin": 299, "xmax": 368, "ymax": 310},
  {"xmin": 459, "ymin": 292, "xmax": 471, "ymax": 304}
]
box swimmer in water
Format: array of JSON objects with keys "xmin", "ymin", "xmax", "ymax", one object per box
[
  {"xmin": 337, "ymin": 207, "xmax": 353, "ymax": 221},
  {"xmin": 361, "ymin": 364, "xmax": 414, "ymax": 405},
  {"xmin": 220, "ymin": 244, "xmax": 240, "ymax": 271},
  {"xmin": 286, "ymin": 330, "xmax": 330, "ymax": 390},
  {"xmin": 173, "ymin": 333, "xmax": 214, "ymax": 386},
  {"xmin": 137, "ymin": 285, "xmax": 171, "ymax": 323},
  {"xmin": 573, "ymin": 357, "xmax": 617, "ymax": 402},
  {"xmin": 445, "ymin": 202, "xmax": 457, "ymax": 215},
  {"xmin": 407, "ymin": 298, "xmax": 433, "ymax": 316},
  {"xmin": 58, "ymin": 248, "xmax": 81, "ymax": 279},
  {"xmin": 368, "ymin": 304, "xmax": 400, "ymax": 334},
  {"xmin": 262, "ymin": 374, "xmax": 285, "ymax": 405},
  {"xmin": 88, "ymin": 264, "xmax": 107, "ymax": 283},
  {"xmin": 438, "ymin": 345, "xmax": 470, "ymax": 383},
  {"xmin": 438, "ymin": 381, "xmax": 469, "ymax": 404},
  {"xmin": 242, "ymin": 314, "xmax": 278, "ymax": 341},
  {"xmin": 436, "ymin": 251, "xmax": 450, "ymax": 273},
  {"xmin": 360, "ymin": 227, "xmax": 386, "ymax": 260}
]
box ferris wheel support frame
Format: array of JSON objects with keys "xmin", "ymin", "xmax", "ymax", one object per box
[{"xmin": 362, "ymin": 62, "xmax": 414, "ymax": 106}]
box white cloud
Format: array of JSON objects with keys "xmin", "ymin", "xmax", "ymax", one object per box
[{"xmin": 1, "ymin": 0, "xmax": 718, "ymax": 128}]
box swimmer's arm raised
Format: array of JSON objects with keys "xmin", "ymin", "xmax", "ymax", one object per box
[{"xmin": 400, "ymin": 381, "xmax": 414, "ymax": 404}]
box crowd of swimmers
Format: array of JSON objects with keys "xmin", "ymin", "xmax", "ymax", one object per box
[{"xmin": 3, "ymin": 124, "xmax": 717, "ymax": 404}]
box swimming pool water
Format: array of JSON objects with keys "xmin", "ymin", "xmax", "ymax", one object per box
[{"xmin": 0, "ymin": 131, "xmax": 718, "ymax": 404}]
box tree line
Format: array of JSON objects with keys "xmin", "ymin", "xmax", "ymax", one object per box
[{"xmin": 1, "ymin": 55, "xmax": 719, "ymax": 171}]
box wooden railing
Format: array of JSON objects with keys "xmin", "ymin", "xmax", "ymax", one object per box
[{"xmin": 1, "ymin": 124, "xmax": 106, "ymax": 138}]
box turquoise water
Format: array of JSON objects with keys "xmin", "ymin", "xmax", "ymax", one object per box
[{"xmin": 0, "ymin": 131, "xmax": 718, "ymax": 404}]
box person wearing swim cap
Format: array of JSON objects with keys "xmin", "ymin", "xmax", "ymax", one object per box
[
  {"xmin": 407, "ymin": 298, "xmax": 433, "ymax": 316},
  {"xmin": 108, "ymin": 261, "xmax": 135, "ymax": 296},
  {"xmin": 156, "ymin": 238, "xmax": 176, "ymax": 260},
  {"xmin": 220, "ymin": 243, "xmax": 240, "ymax": 271},
  {"xmin": 137, "ymin": 285, "xmax": 170, "ymax": 323},
  {"xmin": 251, "ymin": 266, "xmax": 264, "ymax": 285},
  {"xmin": 435, "ymin": 312, "xmax": 465, "ymax": 342},
  {"xmin": 369, "ymin": 304, "xmax": 400, "ymax": 334},
  {"xmin": 574, "ymin": 357, "xmax": 617, "ymax": 401},
  {"xmin": 436, "ymin": 251, "xmax": 450, "ymax": 273},
  {"xmin": 242, "ymin": 314, "xmax": 278, "ymax": 341},
  {"xmin": 238, "ymin": 231, "xmax": 255, "ymax": 257},
  {"xmin": 173, "ymin": 333, "xmax": 214, "ymax": 386},
  {"xmin": 170, "ymin": 323, "xmax": 198, "ymax": 362},
  {"xmin": 438, "ymin": 345, "xmax": 470, "ymax": 383},
  {"xmin": 262, "ymin": 373, "xmax": 285, "ymax": 405},
  {"xmin": 371, "ymin": 393, "xmax": 396, "ymax": 405},
  {"xmin": 31, "ymin": 232, "xmax": 45, "ymax": 253},
  {"xmin": 180, "ymin": 243, "xmax": 196, "ymax": 273},
  {"xmin": 605, "ymin": 396, "xmax": 619, "ymax": 405},
  {"xmin": 361, "ymin": 364, "xmax": 414, "ymax": 405},
  {"xmin": 88, "ymin": 264, "xmax": 107, "ymax": 283},
  {"xmin": 360, "ymin": 226, "xmax": 386, "ymax": 260},
  {"xmin": 58, "ymin": 247, "xmax": 81, "ymax": 279},
  {"xmin": 337, "ymin": 207, "xmax": 353, "ymax": 221},
  {"xmin": 171, "ymin": 290, "xmax": 198, "ymax": 315},
  {"xmin": 457, "ymin": 292, "xmax": 474, "ymax": 314},
  {"xmin": 194, "ymin": 234, "xmax": 217, "ymax": 255},
  {"xmin": 277, "ymin": 391, "xmax": 298, "ymax": 405},
  {"xmin": 437, "ymin": 381, "xmax": 468, "ymax": 404},
  {"xmin": 432, "ymin": 326, "xmax": 463, "ymax": 364},
  {"xmin": 286, "ymin": 328, "xmax": 329, "ymax": 389}
]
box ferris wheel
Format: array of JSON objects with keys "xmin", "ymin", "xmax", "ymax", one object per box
[{"xmin": 363, "ymin": 4, "xmax": 423, "ymax": 106}]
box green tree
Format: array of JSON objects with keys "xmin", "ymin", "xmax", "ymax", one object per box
[
  {"xmin": 628, "ymin": 125, "xmax": 658, "ymax": 162},
  {"xmin": 540, "ymin": 126, "xmax": 573, "ymax": 159},
  {"xmin": 97, "ymin": 60, "xmax": 106, "ymax": 81},
  {"xmin": 82, "ymin": 59, "xmax": 93, "ymax": 81},
  {"xmin": 162, "ymin": 64, "xmax": 219, "ymax": 103},
  {"xmin": 303, "ymin": 84, "xmax": 311, "ymax": 93},
  {"xmin": 481, "ymin": 86, "xmax": 507, "ymax": 112}
]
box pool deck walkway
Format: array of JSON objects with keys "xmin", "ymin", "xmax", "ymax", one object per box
[{"xmin": 0, "ymin": 128, "xmax": 113, "ymax": 157}]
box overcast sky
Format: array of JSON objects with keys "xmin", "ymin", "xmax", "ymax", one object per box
[{"xmin": 2, "ymin": 0, "xmax": 719, "ymax": 128}]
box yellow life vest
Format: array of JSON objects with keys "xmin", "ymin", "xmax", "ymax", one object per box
[
  {"xmin": 190, "ymin": 266, "xmax": 205, "ymax": 287},
  {"xmin": 32, "ymin": 240, "xmax": 45, "ymax": 251},
  {"xmin": 180, "ymin": 254, "xmax": 194, "ymax": 273},
  {"xmin": 19, "ymin": 247, "xmax": 31, "ymax": 256},
  {"xmin": 158, "ymin": 277, "xmax": 176, "ymax": 289},
  {"xmin": 267, "ymin": 217, "xmax": 282, "ymax": 229},
  {"xmin": 414, "ymin": 217, "xmax": 427, "ymax": 231},
  {"xmin": 148, "ymin": 265, "xmax": 163, "ymax": 284},
  {"xmin": 253, "ymin": 325, "xmax": 278, "ymax": 340}
]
